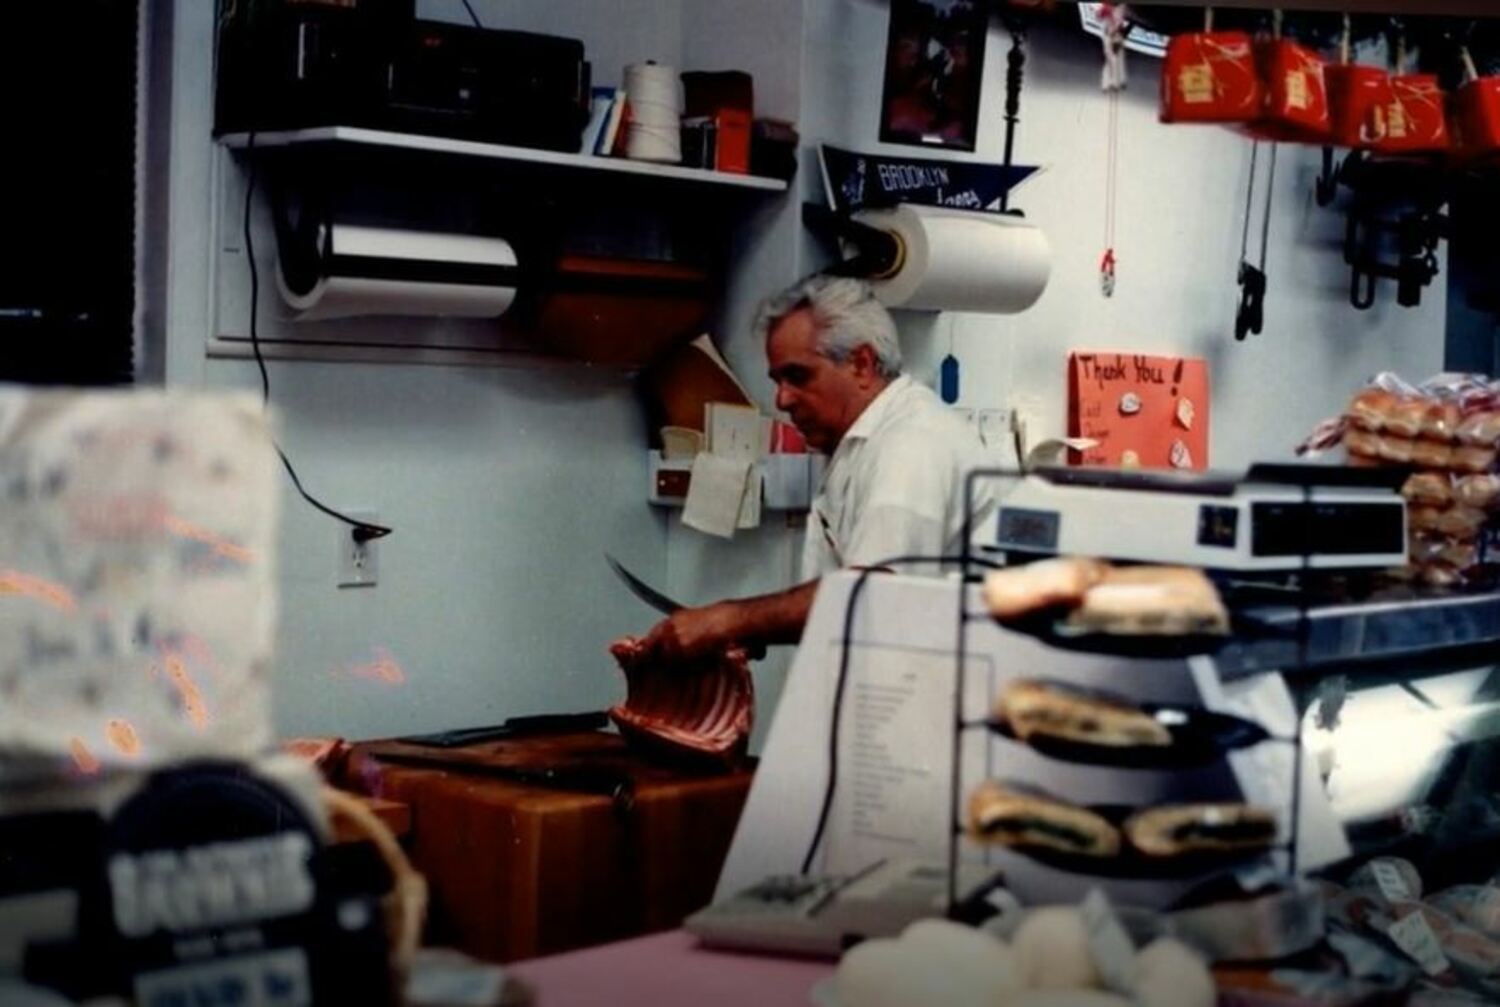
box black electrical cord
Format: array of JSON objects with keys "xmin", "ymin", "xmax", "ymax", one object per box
[
  {"xmin": 460, "ymin": 0, "xmax": 483, "ymax": 28},
  {"xmin": 799, "ymin": 553, "xmax": 999, "ymax": 876},
  {"xmin": 242, "ymin": 131, "xmax": 393, "ymax": 543}
]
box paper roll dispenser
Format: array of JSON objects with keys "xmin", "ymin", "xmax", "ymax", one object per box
[
  {"xmin": 274, "ymin": 210, "xmax": 519, "ymax": 321},
  {"xmin": 804, "ymin": 202, "xmax": 1051, "ymax": 315}
]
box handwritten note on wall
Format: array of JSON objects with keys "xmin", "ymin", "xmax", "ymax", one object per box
[
  {"xmin": 1067, "ymin": 352, "xmax": 1210, "ymax": 470},
  {"xmin": 0, "ymin": 390, "xmax": 278, "ymax": 781}
]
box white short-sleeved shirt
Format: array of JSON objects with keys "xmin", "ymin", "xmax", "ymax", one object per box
[{"xmin": 800, "ymin": 374, "xmax": 998, "ymax": 580}]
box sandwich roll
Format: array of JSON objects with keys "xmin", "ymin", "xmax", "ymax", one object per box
[
  {"xmin": 996, "ymin": 679, "xmax": 1171, "ymax": 748},
  {"xmin": 1433, "ymin": 505, "xmax": 1487, "ymax": 540},
  {"xmin": 1411, "ymin": 439, "xmax": 1454, "ymax": 470},
  {"xmin": 1347, "ymin": 389, "xmax": 1397, "ymax": 432},
  {"xmin": 1457, "ymin": 411, "xmax": 1500, "ymax": 448},
  {"xmin": 1420, "ymin": 401, "xmax": 1462, "ymax": 442},
  {"xmin": 1343, "ymin": 428, "xmax": 1381, "ymax": 460},
  {"xmin": 967, "ymin": 781, "xmax": 1121, "ymax": 857},
  {"xmin": 1068, "ymin": 566, "xmax": 1229, "ymax": 636},
  {"xmin": 1402, "ymin": 472, "xmax": 1453, "ymax": 508},
  {"xmin": 1124, "ymin": 803, "xmax": 1278, "ymax": 858},
  {"xmin": 1383, "ymin": 398, "xmax": 1428, "ymax": 439},
  {"xmin": 1455, "ymin": 474, "xmax": 1500, "ymax": 510},
  {"xmin": 983, "ymin": 558, "xmax": 1109, "ymax": 621},
  {"xmin": 1376, "ymin": 434, "xmax": 1416, "ymax": 464},
  {"xmin": 1453, "ymin": 444, "xmax": 1498, "ymax": 474}
]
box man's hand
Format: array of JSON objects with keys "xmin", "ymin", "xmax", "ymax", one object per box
[
  {"xmin": 608, "ymin": 581, "xmax": 818, "ymax": 670},
  {"xmin": 636, "ymin": 602, "xmax": 743, "ymax": 667}
]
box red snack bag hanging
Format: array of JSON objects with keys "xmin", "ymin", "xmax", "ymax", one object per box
[
  {"xmin": 1161, "ymin": 29, "xmax": 1261, "ymax": 124},
  {"xmin": 1379, "ymin": 74, "xmax": 1449, "ymax": 153},
  {"xmin": 1454, "ymin": 47, "xmax": 1500, "ymax": 156},
  {"xmin": 1253, "ymin": 36, "xmax": 1331, "ymax": 142},
  {"xmin": 1455, "ymin": 81, "xmax": 1500, "ymax": 154},
  {"xmin": 1376, "ymin": 35, "xmax": 1448, "ymax": 155},
  {"xmin": 1325, "ymin": 19, "xmax": 1388, "ymax": 150},
  {"xmin": 1326, "ymin": 64, "xmax": 1391, "ymax": 148}
]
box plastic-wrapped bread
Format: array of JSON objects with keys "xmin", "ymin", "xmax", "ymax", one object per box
[
  {"xmin": 1420, "ymin": 400, "xmax": 1463, "ymax": 442},
  {"xmin": 1455, "ymin": 474, "xmax": 1500, "ymax": 510},
  {"xmin": 1383, "ymin": 397, "xmax": 1429, "ymax": 439},
  {"xmin": 1409, "ymin": 533, "xmax": 1446, "ymax": 564},
  {"xmin": 1068, "ymin": 566, "xmax": 1230, "ymax": 636},
  {"xmin": 1453, "ymin": 444, "xmax": 1498, "ymax": 474},
  {"xmin": 1402, "ymin": 472, "xmax": 1453, "ymax": 507},
  {"xmin": 1411, "ymin": 439, "xmax": 1454, "ymax": 469},
  {"xmin": 1376, "ymin": 434, "xmax": 1417, "ymax": 464},
  {"xmin": 1407, "ymin": 505, "xmax": 1447, "ymax": 534},
  {"xmin": 1343, "ymin": 428, "xmax": 1381, "ymax": 460},
  {"xmin": 982, "ymin": 558, "xmax": 1108, "ymax": 621},
  {"xmin": 1434, "ymin": 505, "xmax": 1489, "ymax": 540},
  {"xmin": 1348, "ymin": 388, "xmax": 1398, "ymax": 432},
  {"xmin": 1457, "ymin": 411, "xmax": 1500, "ymax": 447},
  {"xmin": 1438, "ymin": 541, "xmax": 1480, "ymax": 570}
]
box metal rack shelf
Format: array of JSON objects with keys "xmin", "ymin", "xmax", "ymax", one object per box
[{"xmin": 1214, "ymin": 590, "xmax": 1500, "ymax": 683}]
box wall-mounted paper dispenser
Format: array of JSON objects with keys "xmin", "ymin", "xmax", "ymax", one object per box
[{"xmin": 275, "ymin": 222, "xmax": 519, "ymax": 321}]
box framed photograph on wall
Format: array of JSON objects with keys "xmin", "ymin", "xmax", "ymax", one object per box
[{"xmin": 879, "ymin": 0, "xmax": 989, "ymax": 151}]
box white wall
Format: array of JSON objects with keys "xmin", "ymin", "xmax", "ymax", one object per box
[
  {"xmin": 801, "ymin": 0, "xmax": 1445, "ymax": 469},
  {"xmin": 158, "ymin": 0, "xmax": 676, "ymax": 740},
  {"xmin": 152, "ymin": 0, "xmax": 1449, "ymax": 742}
]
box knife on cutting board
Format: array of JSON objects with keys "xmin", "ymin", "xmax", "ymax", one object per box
[{"xmin": 606, "ymin": 554, "xmax": 683, "ymax": 615}]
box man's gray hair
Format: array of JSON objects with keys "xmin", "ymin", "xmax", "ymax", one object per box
[{"xmin": 755, "ymin": 275, "xmax": 903, "ymax": 378}]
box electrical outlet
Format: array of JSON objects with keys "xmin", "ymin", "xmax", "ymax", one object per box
[
  {"xmin": 337, "ymin": 511, "xmax": 380, "ymax": 588},
  {"xmin": 977, "ymin": 408, "xmax": 1009, "ymax": 448}
]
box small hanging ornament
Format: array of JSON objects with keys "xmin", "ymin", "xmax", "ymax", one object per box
[{"xmin": 1098, "ymin": 4, "xmax": 1129, "ymax": 299}]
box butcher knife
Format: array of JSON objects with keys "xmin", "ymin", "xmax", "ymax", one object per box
[{"xmin": 606, "ymin": 554, "xmax": 683, "ymax": 614}]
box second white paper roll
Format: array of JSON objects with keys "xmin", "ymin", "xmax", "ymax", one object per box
[{"xmin": 852, "ymin": 204, "xmax": 1052, "ymax": 314}]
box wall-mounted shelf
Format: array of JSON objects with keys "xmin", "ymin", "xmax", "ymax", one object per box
[{"xmin": 217, "ymin": 126, "xmax": 789, "ymax": 193}]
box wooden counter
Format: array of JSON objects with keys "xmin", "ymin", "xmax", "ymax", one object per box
[{"xmin": 349, "ymin": 731, "xmax": 753, "ymax": 963}]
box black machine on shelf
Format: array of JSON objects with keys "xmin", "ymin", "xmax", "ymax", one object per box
[{"xmin": 214, "ymin": 0, "xmax": 591, "ymax": 152}]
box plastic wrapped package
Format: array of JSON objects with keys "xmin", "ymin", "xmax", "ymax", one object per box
[
  {"xmin": 1343, "ymin": 428, "xmax": 1381, "ymax": 460},
  {"xmin": 1455, "ymin": 475, "xmax": 1500, "ymax": 510},
  {"xmin": 1453, "ymin": 445, "xmax": 1498, "ymax": 475},
  {"xmin": 1457, "ymin": 412, "xmax": 1500, "ymax": 448},
  {"xmin": 1331, "ymin": 372, "xmax": 1500, "ymax": 585},
  {"xmin": 1413, "ymin": 440, "xmax": 1456, "ymax": 470},
  {"xmin": 1377, "ymin": 434, "xmax": 1417, "ymax": 464},
  {"xmin": 1403, "ymin": 473, "xmax": 1454, "ymax": 508}
]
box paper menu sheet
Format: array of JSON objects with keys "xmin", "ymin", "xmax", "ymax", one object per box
[
  {"xmin": 0, "ymin": 390, "xmax": 279, "ymax": 780},
  {"xmin": 825, "ymin": 646, "xmax": 954, "ymax": 874}
]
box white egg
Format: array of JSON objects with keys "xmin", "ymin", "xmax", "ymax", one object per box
[
  {"xmin": 1011, "ymin": 907, "xmax": 1101, "ymax": 990},
  {"xmin": 1134, "ymin": 938, "xmax": 1215, "ymax": 1007},
  {"xmin": 900, "ymin": 918, "xmax": 1021, "ymax": 998},
  {"xmin": 835, "ymin": 935, "xmax": 1011, "ymax": 1007},
  {"xmin": 1009, "ymin": 992, "xmax": 1132, "ymax": 1007}
]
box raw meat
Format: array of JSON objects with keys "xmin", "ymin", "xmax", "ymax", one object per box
[{"xmin": 608, "ymin": 639, "xmax": 753, "ymax": 764}]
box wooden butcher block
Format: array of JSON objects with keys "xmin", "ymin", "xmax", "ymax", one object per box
[{"xmin": 348, "ymin": 730, "xmax": 754, "ymax": 963}]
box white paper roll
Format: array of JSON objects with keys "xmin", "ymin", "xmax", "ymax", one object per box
[
  {"xmin": 276, "ymin": 224, "xmax": 518, "ymax": 321},
  {"xmin": 852, "ymin": 204, "xmax": 1052, "ymax": 314}
]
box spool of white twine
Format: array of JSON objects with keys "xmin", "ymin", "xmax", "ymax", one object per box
[{"xmin": 623, "ymin": 61, "xmax": 683, "ymax": 163}]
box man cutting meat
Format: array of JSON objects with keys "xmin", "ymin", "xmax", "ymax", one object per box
[{"xmin": 616, "ymin": 274, "xmax": 996, "ymax": 667}]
